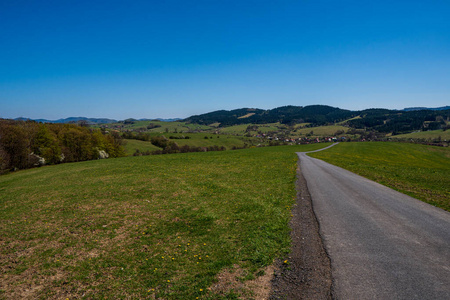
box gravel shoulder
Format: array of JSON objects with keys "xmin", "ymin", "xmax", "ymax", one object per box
[{"xmin": 270, "ymin": 156, "xmax": 332, "ymax": 300}]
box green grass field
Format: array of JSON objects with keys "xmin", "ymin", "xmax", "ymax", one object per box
[
  {"xmin": 391, "ymin": 129, "xmax": 450, "ymax": 141},
  {"xmin": 218, "ymin": 124, "xmax": 282, "ymax": 135},
  {"xmin": 294, "ymin": 125, "xmax": 348, "ymax": 136},
  {"xmin": 123, "ymin": 133, "xmax": 264, "ymax": 155},
  {"xmin": 0, "ymin": 144, "xmax": 327, "ymax": 299},
  {"xmin": 123, "ymin": 139, "xmax": 161, "ymax": 154},
  {"xmin": 216, "ymin": 124, "xmax": 250, "ymax": 134},
  {"xmin": 164, "ymin": 133, "xmax": 258, "ymax": 149},
  {"xmin": 309, "ymin": 142, "xmax": 450, "ymax": 211}
]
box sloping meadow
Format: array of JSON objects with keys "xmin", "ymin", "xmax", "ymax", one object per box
[{"xmin": 0, "ymin": 144, "xmax": 326, "ymax": 299}]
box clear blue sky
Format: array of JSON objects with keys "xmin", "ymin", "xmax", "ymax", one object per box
[{"xmin": 1, "ymin": 0, "xmax": 449, "ymax": 120}]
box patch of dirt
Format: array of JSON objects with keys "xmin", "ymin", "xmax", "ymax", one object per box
[
  {"xmin": 210, "ymin": 264, "xmax": 275, "ymax": 299},
  {"xmin": 270, "ymin": 157, "xmax": 332, "ymax": 299}
]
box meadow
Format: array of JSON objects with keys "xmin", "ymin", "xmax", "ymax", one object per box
[
  {"xmin": 293, "ymin": 125, "xmax": 348, "ymax": 137},
  {"xmin": 123, "ymin": 133, "xmax": 262, "ymax": 156},
  {"xmin": 309, "ymin": 142, "xmax": 450, "ymax": 211},
  {"xmin": 2, "ymin": 141, "xmax": 448, "ymax": 299},
  {"xmin": 0, "ymin": 144, "xmax": 326, "ymax": 299},
  {"xmin": 390, "ymin": 129, "xmax": 450, "ymax": 141},
  {"xmin": 123, "ymin": 139, "xmax": 161, "ymax": 154}
]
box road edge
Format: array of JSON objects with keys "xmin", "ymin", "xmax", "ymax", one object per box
[{"xmin": 270, "ymin": 154, "xmax": 332, "ymax": 299}]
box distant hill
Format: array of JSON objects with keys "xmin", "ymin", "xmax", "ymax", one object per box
[
  {"xmin": 139, "ymin": 118, "xmax": 182, "ymax": 122},
  {"xmin": 13, "ymin": 117, "xmax": 183, "ymax": 124},
  {"xmin": 403, "ymin": 106, "xmax": 450, "ymax": 111},
  {"xmin": 184, "ymin": 105, "xmax": 450, "ymax": 135},
  {"xmin": 15, "ymin": 117, "xmax": 118, "ymax": 124},
  {"xmin": 184, "ymin": 105, "xmax": 356, "ymax": 126}
]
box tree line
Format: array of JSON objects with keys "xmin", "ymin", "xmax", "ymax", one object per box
[{"xmin": 0, "ymin": 120, "xmax": 125, "ymax": 174}]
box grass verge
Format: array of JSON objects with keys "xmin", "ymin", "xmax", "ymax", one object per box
[
  {"xmin": 0, "ymin": 144, "xmax": 327, "ymax": 299},
  {"xmin": 309, "ymin": 142, "xmax": 450, "ymax": 211}
]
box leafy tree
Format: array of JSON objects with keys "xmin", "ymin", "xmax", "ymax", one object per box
[
  {"xmin": 33, "ymin": 125, "xmax": 61, "ymax": 164},
  {"xmin": 0, "ymin": 123, "xmax": 29, "ymax": 170}
]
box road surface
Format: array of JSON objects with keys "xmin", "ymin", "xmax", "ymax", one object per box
[{"xmin": 297, "ymin": 146, "xmax": 450, "ymax": 299}]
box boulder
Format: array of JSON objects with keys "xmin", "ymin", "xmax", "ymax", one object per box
[{"xmin": 98, "ymin": 150, "xmax": 109, "ymax": 159}]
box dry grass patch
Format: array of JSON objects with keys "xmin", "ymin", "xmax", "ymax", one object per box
[{"xmin": 211, "ymin": 264, "xmax": 275, "ymax": 299}]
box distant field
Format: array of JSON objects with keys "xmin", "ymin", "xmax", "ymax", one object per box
[
  {"xmin": 103, "ymin": 120, "xmax": 214, "ymax": 133},
  {"xmin": 294, "ymin": 125, "xmax": 348, "ymax": 136},
  {"xmin": 391, "ymin": 129, "xmax": 450, "ymax": 140},
  {"xmin": 217, "ymin": 123, "xmax": 283, "ymax": 135},
  {"xmin": 0, "ymin": 144, "xmax": 328, "ymax": 299},
  {"xmin": 166, "ymin": 134, "xmax": 257, "ymax": 149},
  {"xmin": 309, "ymin": 142, "xmax": 450, "ymax": 211},
  {"xmin": 123, "ymin": 139, "xmax": 161, "ymax": 154},
  {"xmin": 217, "ymin": 124, "xmax": 251, "ymax": 134},
  {"xmin": 256, "ymin": 124, "xmax": 281, "ymax": 133},
  {"xmin": 337, "ymin": 115, "xmax": 361, "ymax": 125},
  {"xmin": 124, "ymin": 134, "xmax": 263, "ymax": 155}
]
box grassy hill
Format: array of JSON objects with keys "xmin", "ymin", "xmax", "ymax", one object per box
[
  {"xmin": 122, "ymin": 133, "xmax": 262, "ymax": 156},
  {"xmin": 123, "ymin": 139, "xmax": 162, "ymax": 154},
  {"xmin": 390, "ymin": 129, "xmax": 450, "ymax": 141},
  {"xmin": 0, "ymin": 144, "xmax": 327, "ymax": 299}
]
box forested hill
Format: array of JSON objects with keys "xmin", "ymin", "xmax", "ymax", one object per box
[
  {"xmin": 184, "ymin": 105, "xmax": 356, "ymax": 126},
  {"xmin": 184, "ymin": 105, "xmax": 450, "ymax": 133}
]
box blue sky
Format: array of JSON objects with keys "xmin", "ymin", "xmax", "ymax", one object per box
[{"xmin": 1, "ymin": 0, "xmax": 449, "ymax": 120}]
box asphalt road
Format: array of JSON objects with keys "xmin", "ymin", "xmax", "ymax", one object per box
[{"xmin": 298, "ymin": 146, "xmax": 450, "ymax": 300}]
